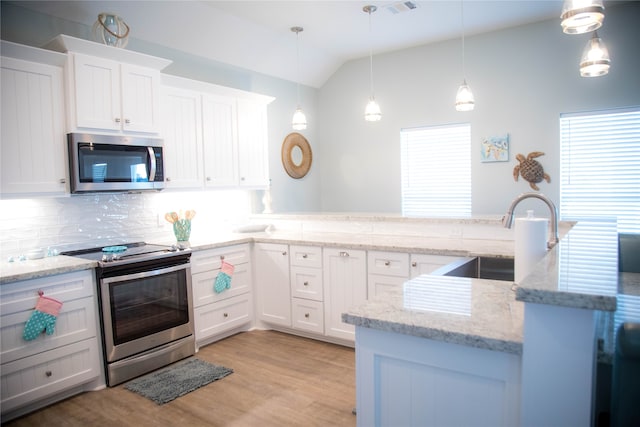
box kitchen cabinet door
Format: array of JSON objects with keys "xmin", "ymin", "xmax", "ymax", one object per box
[
  {"xmin": 160, "ymin": 86, "xmax": 203, "ymax": 188},
  {"xmin": 202, "ymin": 93, "xmax": 238, "ymax": 187},
  {"xmin": 1, "ymin": 57, "xmax": 66, "ymax": 194},
  {"xmin": 120, "ymin": 63, "xmax": 161, "ymax": 133},
  {"xmin": 254, "ymin": 243, "xmax": 291, "ymax": 327},
  {"xmin": 236, "ymin": 98, "xmax": 269, "ymax": 188},
  {"xmin": 72, "ymin": 53, "xmax": 160, "ymax": 134},
  {"xmin": 323, "ymin": 248, "xmax": 367, "ymax": 341}
]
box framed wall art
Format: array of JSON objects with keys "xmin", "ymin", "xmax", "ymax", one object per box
[{"xmin": 481, "ymin": 134, "xmax": 509, "ymax": 162}]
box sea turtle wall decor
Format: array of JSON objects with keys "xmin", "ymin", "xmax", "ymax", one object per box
[{"xmin": 513, "ymin": 151, "xmax": 551, "ymax": 191}]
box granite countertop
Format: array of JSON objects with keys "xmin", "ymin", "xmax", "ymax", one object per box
[
  {"xmin": 343, "ymin": 275, "xmax": 524, "ymax": 354},
  {"xmin": 0, "ymin": 255, "xmax": 96, "ymax": 284}
]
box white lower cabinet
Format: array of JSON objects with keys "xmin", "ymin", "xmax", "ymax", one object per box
[
  {"xmin": 190, "ymin": 244, "xmax": 253, "ymax": 347},
  {"xmin": 0, "ymin": 270, "xmax": 101, "ymax": 419},
  {"xmin": 355, "ymin": 327, "xmax": 521, "ymax": 427},
  {"xmin": 254, "ymin": 243, "xmax": 291, "ymax": 327},
  {"xmin": 323, "ymin": 248, "xmax": 367, "ymax": 342},
  {"xmin": 289, "ymin": 245, "xmax": 324, "ymax": 334}
]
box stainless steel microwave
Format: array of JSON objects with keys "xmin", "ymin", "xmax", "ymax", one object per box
[{"xmin": 68, "ymin": 133, "xmax": 165, "ymax": 193}]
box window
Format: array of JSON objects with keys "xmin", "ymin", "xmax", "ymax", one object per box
[
  {"xmin": 400, "ymin": 123, "xmax": 471, "ymax": 217},
  {"xmin": 560, "ymin": 107, "xmax": 640, "ymax": 233}
]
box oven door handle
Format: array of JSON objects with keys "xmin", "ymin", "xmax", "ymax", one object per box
[{"xmin": 101, "ymin": 262, "xmax": 190, "ymax": 285}]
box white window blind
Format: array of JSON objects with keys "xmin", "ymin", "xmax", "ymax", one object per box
[
  {"xmin": 560, "ymin": 107, "xmax": 640, "ymax": 233},
  {"xmin": 400, "ymin": 123, "xmax": 471, "ymax": 217}
]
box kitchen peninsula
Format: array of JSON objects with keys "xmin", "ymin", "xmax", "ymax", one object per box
[
  {"xmin": 0, "ymin": 215, "xmax": 626, "ymax": 426},
  {"xmin": 343, "ymin": 219, "xmax": 620, "ymax": 427}
]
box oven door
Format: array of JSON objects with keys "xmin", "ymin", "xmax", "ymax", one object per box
[{"xmin": 100, "ymin": 262, "xmax": 193, "ymax": 363}]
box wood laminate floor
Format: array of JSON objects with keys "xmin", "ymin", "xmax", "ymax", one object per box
[{"xmin": 3, "ymin": 330, "xmax": 357, "ymax": 427}]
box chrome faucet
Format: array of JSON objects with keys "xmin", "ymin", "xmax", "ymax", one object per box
[{"xmin": 502, "ymin": 193, "xmax": 559, "ymax": 249}]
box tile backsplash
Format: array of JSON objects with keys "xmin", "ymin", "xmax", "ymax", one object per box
[{"xmin": 0, "ymin": 190, "xmax": 252, "ymax": 257}]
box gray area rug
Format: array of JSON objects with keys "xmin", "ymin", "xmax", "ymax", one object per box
[{"xmin": 124, "ymin": 358, "xmax": 233, "ymax": 405}]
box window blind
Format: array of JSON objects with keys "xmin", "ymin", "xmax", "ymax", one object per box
[
  {"xmin": 400, "ymin": 123, "xmax": 471, "ymax": 217},
  {"xmin": 560, "ymin": 108, "xmax": 640, "ymax": 233}
]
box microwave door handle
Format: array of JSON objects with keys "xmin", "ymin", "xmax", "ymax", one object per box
[{"xmin": 148, "ymin": 147, "xmax": 157, "ymax": 182}]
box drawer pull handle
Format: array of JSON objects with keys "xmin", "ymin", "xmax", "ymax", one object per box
[
  {"xmin": 115, "ymin": 117, "xmax": 121, "ymax": 123},
  {"xmin": 384, "ymin": 261, "xmax": 391, "ymax": 266},
  {"xmin": 304, "ymin": 313, "xmax": 310, "ymax": 319},
  {"xmin": 220, "ymin": 255, "xmax": 225, "ymax": 260},
  {"xmin": 302, "ymin": 254, "xmax": 308, "ymax": 258},
  {"xmin": 45, "ymin": 370, "xmax": 52, "ymax": 377},
  {"xmin": 339, "ymin": 251, "xmax": 349, "ymax": 257},
  {"xmin": 223, "ymin": 312, "xmax": 229, "ymax": 318},
  {"xmin": 303, "ymin": 281, "xmax": 309, "ymax": 286},
  {"xmin": 282, "ymin": 251, "xmax": 287, "ymax": 256},
  {"xmin": 412, "ymin": 261, "xmax": 417, "ymax": 267}
]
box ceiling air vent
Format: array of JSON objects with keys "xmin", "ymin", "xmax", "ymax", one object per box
[{"xmin": 384, "ymin": 1, "xmax": 418, "ymax": 15}]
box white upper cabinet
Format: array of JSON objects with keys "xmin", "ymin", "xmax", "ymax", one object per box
[
  {"xmin": 160, "ymin": 86, "xmax": 204, "ymax": 188},
  {"xmin": 1, "ymin": 44, "xmax": 67, "ymax": 195},
  {"xmin": 237, "ymin": 98, "xmax": 269, "ymax": 188},
  {"xmin": 72, "ymin": 53, "xmax": 161, "ymax": 134},
  {"xmin": 202, "ymin": 94, "xmax": 238, "ymax": 187},
  {"xmin": 160, "ymin": 75, "xmax": 274, "ymax": 190},
  {"xmin": 43, "ymin": 35, "xmax": 171, "ymax": 135}
]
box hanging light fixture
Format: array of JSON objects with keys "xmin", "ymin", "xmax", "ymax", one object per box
[
  {"xmin": 291, "ymin": 26, "xmax": 307, "ymax": 131},
  {"xmin": 455, "ymin": 0, "xmax": 474, "ymax": 112},
  {"xmin": 363, "ymin": 5, "xmax": 381, "ymax": 122},
  {"xmin": 580, "ymin": 31, "xmax": 611, "ymax": 77},
  {"xmin": 561, "ymin": 0, "xmax": 604, "ymax": 34}
]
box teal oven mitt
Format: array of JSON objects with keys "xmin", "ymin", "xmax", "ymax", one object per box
[
  {"xmin": 23, "ymin": 291, "xmax": 63, "ymax": 341},
  {"xmin": 214, "ymin": 260, "xmax": 235, "ymax": 293}
]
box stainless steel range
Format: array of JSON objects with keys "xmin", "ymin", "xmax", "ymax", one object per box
[{"xmin": 63, "ymin": 242, "xmax": 195, "ymax": 386}]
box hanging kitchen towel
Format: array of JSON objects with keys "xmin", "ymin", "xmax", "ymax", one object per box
[
  {"xmin": 214, "ymin": 260, "xmax": 235, "ymax": 293},
  {"xmin": 23, "ymin": 291, "xmax": 63, "ymax": 341}
]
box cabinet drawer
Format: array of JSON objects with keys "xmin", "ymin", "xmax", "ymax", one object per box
[
  {"xmin": 0, "ymin": 338, "xmax": 100, "ymax": 414},
  {"xmin": 290, "ymin": 245, "xmax": 322, "ymax": 268},
  {"xmin": 410, "ymin": 254, "xmax": 459, "ymax": 278},
  {"xmin": 290, "ymin": 266, "xmax": 323, "ymax": 302},
  {"xmin": 194, "ymin": 294, "xmax": 253, "ymax": 342},
  {"xmin": 292, "ymin": 299, "xmax": 324, "ymax": 334},
  {"xmin": 367, "ymin": 251, "xmax": 409, "ymax": 277},
  {"xmin": 0, "ymin": 270, "xmax": 94, "ymax": 316},
  {"xmin": 1, "ymin": 296, "xmax": 97, "ymax": 364},
  {"xmin": 190, "ymin": 244, "xmax": 250, "ymax": 274},
  {"xmin": 192, "ymin": 263, "xmax": 251, "ymax": 307},
  {"xmin": 368, "ymin": 274, "xmax": 407, "ymax": 299}
]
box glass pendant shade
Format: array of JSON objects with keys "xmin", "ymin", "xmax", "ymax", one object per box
[
  {"xmin": 455, "ymin": 80, "xmax": 475, "ymax": 112},
  {"xmin": 561, "ymin": 0, "xmax": 604, "ymax": 34},
  {"xmin": 292, "ymin": 107, "xmax": 307, "ymax": 130},
  {"xmin": 580, "ymin": 32, "xmax": 610, "ymax": 77},
  {"xmin": 364, "ymin": 97, "xmax": 382, "ymax": 122}
]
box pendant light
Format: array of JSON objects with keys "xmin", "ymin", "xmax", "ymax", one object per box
[
  {"xmin": 580, "ymin": 31, "xmax": 610, "ymax": 77},
  {"xmin": 561, "ymin": 0, "xmax": 604, "ymax": 35},
  {"xmin": 455, "ymin": 0, "xmax": 474, "ymax": 112},
  {"xmin": 363, "ymin": 5, "xmax": 381, "ymax": 122},
  {"xmin": 291, "ymin": 26, "xmax": 307, "ymax": 131}
]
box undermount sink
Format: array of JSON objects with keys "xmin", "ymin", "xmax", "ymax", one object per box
[{"xmin": 433, "ymin": 256, "xmax": 515, "ymax": 282}]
